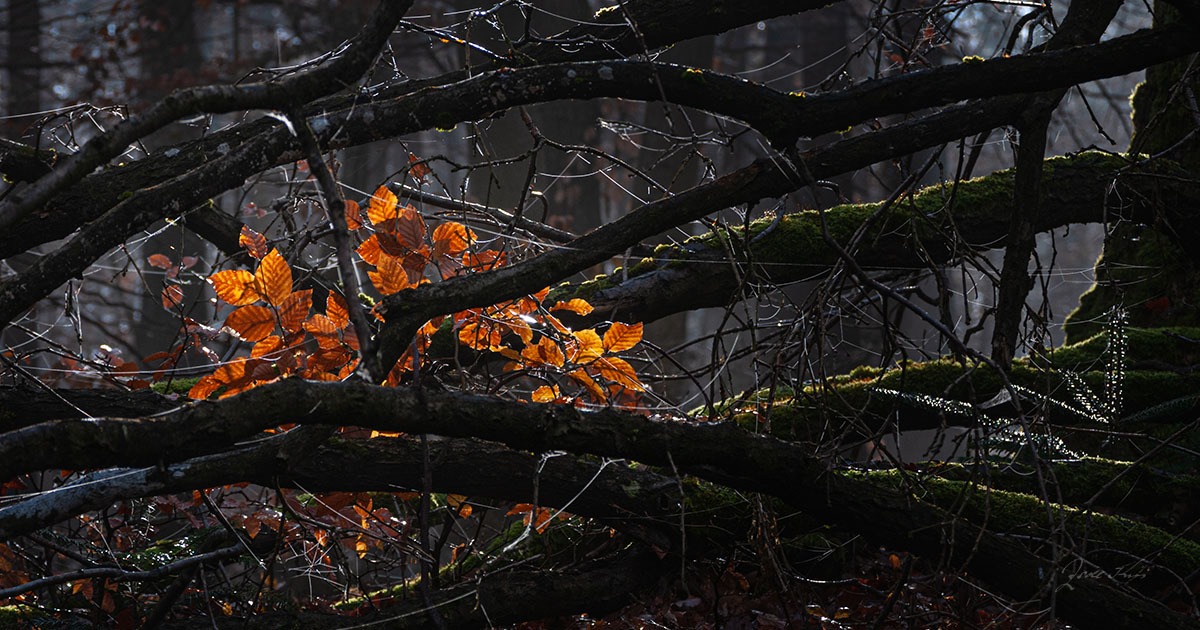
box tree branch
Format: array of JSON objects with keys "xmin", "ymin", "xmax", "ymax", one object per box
[{"xmin": 0, "ymin": 0, "xmax": 414, "ymax": 232}]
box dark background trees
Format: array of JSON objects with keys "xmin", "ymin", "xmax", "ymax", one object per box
[{"xmin": 1, "ymin": 0, "xmax": 1200, "ymax": 628}]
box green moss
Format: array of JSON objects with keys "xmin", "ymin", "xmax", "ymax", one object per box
[
  {"xmin": 709, "ymin": 329, "xmax": 1200, "ymax": 449},
  {"xmin": 682, "ymin": 68, "xmax": 706, "ymax": 83},
  {"xmin": 150, "ymin": 376, "xmax": 202, "ymax": 395},
  {"xmin": 1048, "ymin": 326, "xmax": 1200, "ymax": 369},
  {"xmin": 851, "ymin": 469, "xmax": 1200, "ymax": 576},
  {"xmin": 0, "ymin": 604, "xmax": 46, "ymax": 626},
  {"xmin": 630, "ymin": 257, "xmax": 657, "ymax": 276},
  {"xmin": 961, "ymin": 55, "xmax": 985, "ymax": 64},
  {"xmin": 788, "ymin": 90, "xmax": 807, "ymax": 99},
  {"xmin": 593, "ymin": 4, "xmax": 620, "ymax": 19},
  {"xmin": 572, "ymin": 274, "xmax": 612, "ymax": 300},
  {"xmin": 119, "ymin": 190, "xmax": 134, "ymax": 200},
  {"xmin": 1066, "ymin": 6, "xmax": 1200, "ymax": 343}
]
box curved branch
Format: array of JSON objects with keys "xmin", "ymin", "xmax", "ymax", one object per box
[
  {"xmin": 1, "ymin": 26, "xmax": 1192, "ymax": 336},
  {"xmin": 0, "ymin": 431, "xmax": 679, "ymax": 545},
  {"xmin": 2, "ymin": 377, "xmax": 1194, "ymax": 630},
  {"xmin": 573, "ymin": 153, "xmax": 1200, "ymax": 325}
]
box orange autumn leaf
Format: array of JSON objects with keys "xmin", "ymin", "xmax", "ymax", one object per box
[
  {"xmin": 595, "ymin": 356, "xmax": 644, "ymax": 391},
  {"xmin": 533, "ymin": 508, "xmax": 554, "ymax": 533},
  {"xmin": 356, "ymin": 234, "xmax": 383, "ymax": 265},
  {"xmin": 518, "ymin": 287, "xmax": 549, "ymax": 314},
  {"xmin": 147, "ymin": 253, "xmax": 172, "ymax": 269},
  {"xmin": 463, "ymin": 249, "xmax": 507, "ymax": 272},
  {"xmin": 224, "ymin": 305, "xmax": 275, "ymax": 341},
  {"xmin": 277, "ymin": 289, "xmax": 312, "ymax": 334},
  {"xmin": 189, "ymin": 359, "xmax": 249, "ymax": 399},
  {"xmin": 392, "ymin": 205, "xmax": 427, "ymax": 250},
  {"xmin": 239, "ymin": 225, "xmax": 269, "ymax": 259},
  {"xmin": 418, "ymin": 317, "xmax": 443, "ymax": 337},
  {"xmin": 343, "ymin": 324, "xmax": 360, "ymax": 351},
  {"xmin": 458, "ymin": 321, "xmax": 503, "ymax": 351},
  {"xmin": 253, "ymin": 249, "xmax": 292, "ymax": 306},
  {"xmin": 251, "ymin": 335, "xmax": 284, "ymax": 358},
  {"xmin": 368, "ymin": 255, "xmax": 411, "ymax": 295},
  {"xmin": 571, "ymin": 329, "xmax": 604, "ymax": 363},
  {"xmin": 402, "ymin": 247, "xmax": 430, "ymax": 282},
  {"xmin": 304, "ymin": 314, "xmax": 341, "ymax": 349},
  {"xmin": 603, "ymin": 322, "xmax": 642, "ymax": 352},
  {"xmin": 431, "ymin": 222, "xmax": 475, "ymax": 257},
  {"xmin": 568, "ymin": 368, "xmax": 606, "ymax": 401},
  {"xmin": 343, "ymin": 199, "xmax": 363, "ymax": 230},
  {"xmin": 326, "ymin": 293, "xmax": 350, "ymax": 330},
  {"xmin": 367, "ymin": 184, "xmax": 399, "ymax": 227},
  {"xmin": 408, "ymin": 153, "xmax": 432, "ymax": 182},
  {"xmin": 209, "ymin": 269, "xmax": 260, "ymax": 306},
  {"xmin": 506, "ymin": 317, "xmax": 534, "ymax": 345},
  {"xmin": 376, "ymin": 231, "xmax": 413, "ymax": 258},
  {"xmin": 521, "ymin": 336, "xmax": 564, "ymax": 367},
  {"xmin": 506, "ymin": 503, "xmax": 533, "ymax": 516},
  {"xmin": 161, "ymin": 285, "xmax": 184, "ymax": 310},
  {"xmin": 531, "ymin": 385, "xmax": 560, "ymax": 403},
  {"xmin": 552, "ymin": 298, "xmax": 594, "ymax": 316}
]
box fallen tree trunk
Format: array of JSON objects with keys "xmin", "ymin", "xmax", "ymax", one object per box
[{"xmin": 2, "ymin": 378, "xmax": 1196, "ymax": 629}]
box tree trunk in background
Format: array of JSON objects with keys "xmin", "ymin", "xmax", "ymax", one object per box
[
  {"xmin": 4, "ymin": 0, "xmax": 41, "ymax": 139},
  {"xmin": 1064, "ymin": 1, "xmax": 1200, "ymax": 342},
  {"xmin": 132, "ymin": 0, "xmax": 206, "ymax": 360}
]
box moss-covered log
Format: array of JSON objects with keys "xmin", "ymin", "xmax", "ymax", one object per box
[
  {"xmin": 716, "ymin": 326, "xmax": 1200, "ymax": 441},
  {"xmin": 850, "ymin": 466, "xmax": 1200, "ymax": 594},
  {"xmin": 551, "ymin": 152, "xmax": 1200, "ymax": 326}
]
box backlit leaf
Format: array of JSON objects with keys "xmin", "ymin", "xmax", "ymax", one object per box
[
  {"xmin": 356, "ymin": 234, "xmax": 382, "ymax": 265},
  {"xmin": 327, "ymin": 294, "xmax": 350, "ymax": 330},
  {"xmin": 343, "ymin": 199, "xmax": 363, "ymax": 230},
  {"xmin": 595, "ymin": 356, "xmax": 644, "ymax": 391},
  {"xmin": 224, "ymin": 305, "xmax": 275, "ymax": 341},
  {"xmin": 368, "ymin": 255, "xmax": 411, "ymax": 295},
  {"xmin": 367, "ymin": 185, "xmax": 399, "ymax": 227},
  {"xmin": 507, "ymin": 318, "xmax": 533, "ymax": 345},
  {"xmin": 571, "ymin": 329, "xmax": 603, "ymax": 363},
  {"xmin": 190, "ymin": 375, "xmax": 222, "ymax": 400},
  {"xmin": 463, "ymin": 249, "xmax": 507, "ymax": 273},
  {"xmin": 521, "ymin": 336, "xmax": 564, "ymax": 367},
  {"xmin": 161, "ymin": 285, "xmax": 184, "ymax": 310},
  {"xmin": 458, "ymin": 321, "xmax": 503, "ymax": 351},
  {"xmin": 278, "ymin": 289, "xmax": 312, "ymax": 334},
  {"xmin": 251, "ymin": 335, "xmax": 284, "ymax": 358},
  {"xmin": 392, "ymin": 205, "xmax": 426, "ymax": 250},
  {"xmin": 148, "ymin": 254, "xmax": 172, "ymax": 269},
  {"xmin": 189, "ymin": 359, "xmax": 249, "ymax": 399},
  {"xmin": 432, "ymin": 222, "xmax": 475, "ymax": 257},
  {"xmin": 305, "ymin": 314, "xmax": 341, "ymax": 349},
  {"xmin": 569, "ymin": 368, "xmax": 606, "ymax": 401},
  {"xmin": 408, "ymin": 153, "xmax": 432, "ymax": 181},
  {"xmin": 376, "ymin": 231, "xmax": 409, "ymax": 258},
  {"xmin": 239, "ymin": 225, "xmax": 269, "ymax": 259},
  {"xmin": 603, "ymin": 322, "xmax": 642, "ymax": 352},
  {"xmin": 531, "ymin": 385, "xmax": 560, "ymax": 403},
  {"xmin": 209, "ymin": 270, "xmax": 260, "ymax": 305},
  {"xmin": 253, "ymin": 249, "xmax": 292, "ymax": 306},
  {"xmin": 552, "ymin": 298, "xmax": 594, "ymax": 316},
  {"xmin": 402, "ymin": 247, "xmax": 430, "ymax": 283}
]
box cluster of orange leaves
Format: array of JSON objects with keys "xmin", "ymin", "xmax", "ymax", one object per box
[
  {"xmin": 189, "ymin": 183, "xmax": 646, "ymax": 406},
  {"xmin": 188, "ymin": 234, "xmax": 359, "ymax": 400}
]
